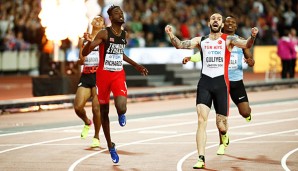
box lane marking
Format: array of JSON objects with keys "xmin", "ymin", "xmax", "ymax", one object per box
[
  {"xmin": 68, "ymin": 117, "xmax": 298, "ymax": 171},
  {"xmin": 176, "ymin": 129, "xmax": 298, "ymax": 171},
  {"xmin": 1, "ymin": 107, "xmax": 298, "ymax": 155},
  {"xmin": 281, "ymin": 147, "xmax": 298, "ymax": 171},
  {"xmin": 0, "ymin": 101, "xmax": 297, "ymax": 170},
  {"xmin": 1, "ymin": 100, "xmax": 298, "ymax": 137},
  {"xmin": 138, "ymin": 130, "xmax": 177, "ymax": 134}
]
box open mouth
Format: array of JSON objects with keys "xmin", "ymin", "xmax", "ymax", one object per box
[{"xmin": 213, "ymin": 23, "xmax": 219, "ymax": 28}]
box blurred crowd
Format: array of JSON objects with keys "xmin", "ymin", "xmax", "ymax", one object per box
[
  {"xmin": 0, "ymin": 0, "xmax": 43, "ymax": 52},
  {"xmin": 122, "ymin": 0, "xmax": 298, "ymax": 47},
  {"xmin": 0, "ymin": 0, "xmax": 298, "ymax": 53}
]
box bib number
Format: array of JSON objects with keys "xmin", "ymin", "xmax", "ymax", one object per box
[{"xmin": 103, "ymin": 54, "xmax": 123, "ymax": 71}]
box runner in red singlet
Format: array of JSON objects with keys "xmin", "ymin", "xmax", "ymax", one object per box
[{"xmin": 82, "ymin": 5, "xmax": 148, "ymax": 164}]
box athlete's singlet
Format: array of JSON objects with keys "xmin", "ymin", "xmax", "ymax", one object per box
[
  {"xmin": 77, "ymin": 43, "xmax": 99, "ymax": 88},
  {"xmin": 96, "ymin": 27, "xmax": 127, "ymax": 104},
  {"xmin": 197, "ymin": 34, "xmax": 231, "ymax": 116},
  {"xmin": 100, "ymin": 27, "xmax": 126, "ymax": 72},
  {"xmin": 200, "ymin": 34, "xmax": 230, "ymax": 79},
  {"xmin": 228, "ymin": 35, "xmax": 244, "ymax": 81},
  {"xmin": 82, "ymin": 42, "xmax": 99, "ymax": 74}
]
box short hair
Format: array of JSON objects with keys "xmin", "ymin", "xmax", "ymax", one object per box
[
  {"xmin": 225, "ymin": 15, "xmax": 237, "ymax": 22},
  {"xmin": 107, "ymin": 5, "xmax": 120, "ymax": 16},
  {"xmin": 94, "ymin": 15, "xmax": 103, "ymax": 19}
]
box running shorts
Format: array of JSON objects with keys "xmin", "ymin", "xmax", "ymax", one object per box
[
  {"xmin": 96, "ymin": 69, "xmax": 127, "ymax": 104},
  {"xmin": 230, "ymin": 80, "xmax": 249, "ymax": 105},
  {"xmin": 196, "ymin": 74, "xmax": 230, "ymax": 116},
  {"xmin": 78, "ymin": 73, "xmax": 96, "ymax": 88}
]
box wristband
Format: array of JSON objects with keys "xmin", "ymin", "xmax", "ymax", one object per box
[{"xmin": 190, "ymin": 53, "xmax": 201, "ymax": 62}]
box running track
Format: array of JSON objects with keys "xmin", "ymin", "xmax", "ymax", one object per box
[{"xmin": 0, "ymin": 87, "xmax": 297, "ymax": 171}]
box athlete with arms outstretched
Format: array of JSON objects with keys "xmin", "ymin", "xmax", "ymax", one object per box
[{"xmin": 165, "ymin": 13, "xmax": 258, "ymax": 169}]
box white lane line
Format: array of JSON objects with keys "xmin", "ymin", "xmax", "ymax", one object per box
[
  {"xmin": 281, "ymin": 147, "xmax": 298, "ymax": 171},
  {"xmin": 68, "ymin": 117, "xmax": 298, "ymax": 171},
  {"xmin": 0, "ymin": 136, "xmax": 79, "ymax": 154},
  {"xmin": 0, "ymin": 105, "xmax": 297, "ymax": 155},
  {"xmin": 1, "ymin": 99, "xmax": 297, "ymax": 137},
  {"xmin": 0, "ymin": 125, "xmax": 82, "ymax": 137},
  {"xmin": 138, "ymin": 130, "xmax": 178, "ymax": 134},
  {"xmin": 176, "ymin": 129, "xmax": 298, "ymax": 171}
]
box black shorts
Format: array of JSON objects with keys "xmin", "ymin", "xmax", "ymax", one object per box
[
  {"xmin": 196, "ymin": 74, "xmax": 230, "ymax": 116},
  {"xmin": 78, "ymin": 73, "xmax": 96, "ymax": 88},
  {"xmin": 230, "ymin": 80, "xmax": 248, "ymax": 105}
]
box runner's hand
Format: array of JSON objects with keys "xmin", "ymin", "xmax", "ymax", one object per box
[
  {"xmin": 83, "ymin": 32, "xmax": 92, "ymax": 42},
  {"xmin": 165, "ymin": 25, "xmax": 173, "ymax": 34},
  {"xmin": 244, "ymin": 58, "xmax": 255, "ymax": 67},
  {"xmin": 182, "ymin": 57, "xmax": 191, "ymax": 64},
  {"xmin": 251, "ymin": 27, "xmax": 258, "ymax": 37},
  {"xmin": 135, "ymin": 65, "xmax": 148, "ymax": 76}
]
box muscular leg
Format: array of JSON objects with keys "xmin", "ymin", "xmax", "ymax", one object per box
[
  {"xmin": 196, "ymin": 104, "xmax": 210, "ymax": 156},
  {"xmin": 237, "ymin": 102, "xmax": 251, "ymax": 118},
  {"xmin": 74, "ymin": 87, "xmax": 92, "ymax": 125},
  {"xmin": 114, "ymin": 96, "xmax": 127, "ymax": 115},
  {"xmin": 114, "ymin": 96, "xmax": 127, "ymax": 127},
  {"xmin": 216, "ymin": 114, "xmax": 228, "ymax": 142},
  {"xmin": 100, "ymin": 103, "xmax": 112, "ymax": 148},
  {"xmin": 91, "ymin": 87, "xmax": 101, "ymax": 139},
  {"xmin": 216, "ymin": 114, "xmax": 229, "ymax": 155}
]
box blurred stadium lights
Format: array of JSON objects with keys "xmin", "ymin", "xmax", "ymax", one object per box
[{"xmin": 38, "ymin": 0, "xmax": 90, "ymax": 61}]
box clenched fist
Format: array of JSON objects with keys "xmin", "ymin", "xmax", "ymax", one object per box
[
  {"xmin": 83, "ymin": 32, "xmax": 92, "ymax": 42},
  {"xmin": 251, "ymin": 27, "xmax": 258, "ymax": 37},
  {"xmin": 165, "ymin": 25, "xmax": 173, "ymax": 34}
]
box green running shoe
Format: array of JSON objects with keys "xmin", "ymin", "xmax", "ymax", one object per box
[
  {"xmin": 91, "ymin": 138, "xmax": 100, "ymax": 148},
  {"xmin": 81, "ymin": 120, "xmax": 92, "ymax": 139},
  {"xmin": 245, "ymin": 115, "xmax": 252, "ymax": 122},
  {"xmin": 217, "ymin": 144, "xmax": 226, "ymax": 155},
  {"xmin": 193, "ymin": 155, "xmax": 205, "ymax": 169}
]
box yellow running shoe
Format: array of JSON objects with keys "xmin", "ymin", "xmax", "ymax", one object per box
[
  {"xmin": 245, "ymin": 115, "xmax": 252, "ymax": 122},
  {"xmin": 221, "ymin": 133, "xmax": 229, "ymax": 147},
  {"xmin": 81, "ymin": 120, "xmax": 92, "ymax": 139},
  {"xmin": 91, "ymin": 138, "xmax": 100, "ymax": 148},
  {"xmin": 217, "ymin": 144, "xmax": 226, "ymax": 155},
  {"xmin": 193, "ymin": 155, "xmax": 205, "ymax": 169}
]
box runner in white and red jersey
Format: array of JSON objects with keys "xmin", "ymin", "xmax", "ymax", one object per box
[
  {"xmin": 74, "ymin": 15, "xmax": 105, "ymax": 148},
  {"xmin": 82, "ymin": 5, "xmax": 148, "ymax": 164},
  {"xmin": 165, "ymin": 13, "xmax": 258, "ymax": 169}
]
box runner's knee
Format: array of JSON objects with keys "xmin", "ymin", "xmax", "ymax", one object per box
[{"xmin": 74, "ymin": 104, "xmax": 85, "ymax": 113}]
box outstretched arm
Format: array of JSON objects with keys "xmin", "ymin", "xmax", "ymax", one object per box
[
  {"xmin": 243, "ymin": 48, "xmax": 255, "ymax": 67},
  {"xmin": 228, "ymin": 27, "xmax": 259, "ymax": 49},
  {"xmin": 165, "ymin": 25, "xmax": 200, "ymax": 49},
  {"xmin": 123, "ymin": 54, "xmax": 148, "ymax": 76}
]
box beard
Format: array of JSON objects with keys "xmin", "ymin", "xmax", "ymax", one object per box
[
  {"xmin": 116, "ymin": 20, "xmax": 125, "ymax": 25},
  {"xmin": 210, "ymin": 25, "xmax": 222, "ymax": 33}
]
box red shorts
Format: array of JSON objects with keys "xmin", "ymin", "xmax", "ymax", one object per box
[{"xmin": 96, "ymin": 69, "xmax": 127, "ymax": 104}]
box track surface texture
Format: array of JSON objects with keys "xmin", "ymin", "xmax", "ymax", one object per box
[{"xmin": 0, "ymin": 87, "xmax": 297, "ymax": 171}]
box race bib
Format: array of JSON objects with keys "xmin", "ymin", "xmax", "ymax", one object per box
[
  {"xmin": 103, "ymin": 53, "xmax": 123, "ymax": 71},
  {"xmin": 229, "ymin": 54, "xmax": 238, "ymax": 70}
]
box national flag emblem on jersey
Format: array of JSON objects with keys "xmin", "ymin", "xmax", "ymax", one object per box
[{"xmin": 110, "ymin": 38, "xmax": 114, "ymax": 42}]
